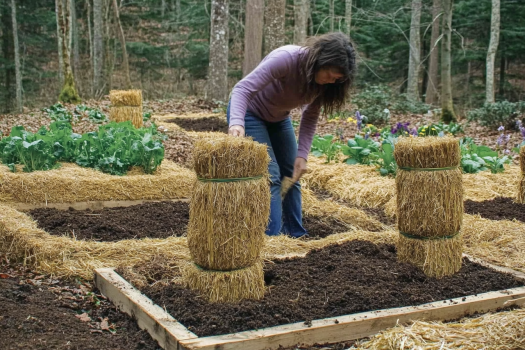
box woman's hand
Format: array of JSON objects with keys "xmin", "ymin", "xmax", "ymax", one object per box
[
  {"xmin": 292, "ymin": 157, "xmax": 308, "ymax": 182},
  {"xmin": 228, "ymin": 125, "xmax": 245, "ymax": 137}
]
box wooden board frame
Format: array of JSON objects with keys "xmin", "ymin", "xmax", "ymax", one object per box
[{"xmin": 94, "ymin": 258, "xmax": 525, "ymax": 350}]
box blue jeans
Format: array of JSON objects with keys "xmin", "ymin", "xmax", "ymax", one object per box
[{"xmin": 227, "ymin": 104, "xmax": 307, "ymax": 238}]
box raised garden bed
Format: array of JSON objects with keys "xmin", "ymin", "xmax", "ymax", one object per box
[
  {"xmin": 96, "ymin": 240, "xmax": 525, "ymax": 350},
  {"xmin": 167, "ymin": 117, "xmax": 228, "ymax": 133},
  {"xmin": 465, "ymin": 197, "xmax": 525, "ymax": 223},
  {"xmin": 27, "ymin": 201, "xmax": 351, "ymax": 242}
]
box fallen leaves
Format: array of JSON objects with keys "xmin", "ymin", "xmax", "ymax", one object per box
[{"xmin": 76, "ymin": 313, "xmax": 91, "ymax": 322}]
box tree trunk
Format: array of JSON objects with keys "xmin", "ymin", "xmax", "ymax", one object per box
[
  {"xmin": 425, "ymin": 0, "xmax": 440, "ymax": 105},
  {"xmin": 344, "ymin": 0, "xmax": 352, "ymax": 36},
  {"xmin": 161, "ymin": 0, "xmax": 166, "ymax": 18},
  {"xmin": 2, "ymin": 2, "xmax": 14, "ymax": 112},
  {"xmin": 58, "ymin": 0, "xmax": 81, "ymax": 103},
  {"xmin": 407, "ymin": 0, "xmax": 422, "ymax": 101},
  {"xmin": 207, "ymin": 0, "xmax": 229, "ymax": 101},
  {"xmin": 485, "ymin": 0, "xmax": 500, "ymax": 103},
  {"xmin": 264, "ymin": 0, "xmax": 286, "ymax": 55},
  {"xmin": 499, "ymin": 52, "xmax": 505, "ymax": 99},
  {"xmin": 93, "ymin": 0, "xmax": 104, "ymax": 96},
  {"xmin": 329, "ymin": 0, "xmax": 334, "ymax": 32},
  {"xmin": 10, "ymin": 0, "xmax": 22, "ymax": 112},
  {"xmin": 440, "ymin": 0, "xmax": 456, "ymax": 122},
  {"xmin": 55, "ymin": 0, "xmax": 64, "ymax": 87},
  {"xmin": 112, "ymin": 0, "xmax": 132, "ymax": 89},
  {"xmin": 293, "ymin": 0, "xmax": 308, "ymax": 45},
  {"xmin": 71, "ymin": 0, "xmax": 80, "ymax": 76},
  {"xmin": 243, "ymin": 0, "xmax": 264, "ymax": 77},
  {"xmin": 176, "ymin": 0, "xmax": 181, "ymax": 23},
  {"xmin": 86, "ymin": 0, "xmax": 93, "ymax": 97}
]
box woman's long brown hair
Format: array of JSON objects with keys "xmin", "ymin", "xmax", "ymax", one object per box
[{"xmin": 299, "ymin": 32, "xmax": 357, "ymax": 116}]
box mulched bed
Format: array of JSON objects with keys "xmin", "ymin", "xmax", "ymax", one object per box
[
  {"xmin": 127, "ymin": 240, "xmax": 523, "ymax": 337},
  {"xmin": 465, "ymin": 197, "xmax": 525, "ymax": 223},
  {"xmin": 28, "ymin": 201, "xmax": 190, "ymax": 242},
  {"xmin": 0, "ymin": 260, "xmax": 160, "ymax": 350},
  {"xmin": 313, "ymin": 188, "xmax": 396, "ymax": 226},
  {"xmin": 167, "ymin": 116, "xmax": 228, "ymax": 133},
  {"xmin": 28, "ymin": 201, "xmax": 349, "ymax": 242}
]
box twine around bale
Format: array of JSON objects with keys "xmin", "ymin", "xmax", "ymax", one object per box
[
  {"xmin": 399, "ymin": 231, "xmax": 460, "ymax": 240},
  {"xmin": 197, "ymin": 175, "xmax": 263, "ymax": 183},
  {"xmin": 398, "ymin": 166, "xmax": 459, "ymax": 172}
]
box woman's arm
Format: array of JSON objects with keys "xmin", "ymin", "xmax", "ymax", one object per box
[
  {"xmin": 296, "ymin": 99, "xmax": 321, "ymax": 160},
  {"xmin": 229, "ymin": 49, "xmax": 293, "ymax": 129}
]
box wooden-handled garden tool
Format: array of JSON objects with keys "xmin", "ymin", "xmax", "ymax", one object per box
[{"xmin": 280, "ymin": 176, "xmax": 298, "ymax": 200}]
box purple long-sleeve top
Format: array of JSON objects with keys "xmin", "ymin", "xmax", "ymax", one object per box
[{"xmin": 229, "ymin": 45, "xmax": 321, "ymax": 160}]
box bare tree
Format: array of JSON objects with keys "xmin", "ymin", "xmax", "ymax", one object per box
[
  {"xmin": 10, "ymin": 0, "xmax": 22, "ymax": 112},
  {"xmin": 486, "ymin": 0, "xmax": 500, "ymax": 103},
  {"xmin": 70, "ymin": 0, "xmax": 80, "ymax": 76},
  {"xmin": 57, "ymin": 0, "xmax": 81, "ymax": 103},
  {"xmin": 425, "ymin": 0, "xmax": 441, "ymax": 105},
  {"xmin": 207, "ymin": 0, "xmax": 229, "ymax": 101},
  {"xmin": 293, "ymin": 0, "xmax": 308, "ymax": 45},
  {"xmin": 93, "ymin": 0, "xmax": 104, "ymax": 96},
  {"xmin": 441, "ymin": 0, "xmax": 456, "ymax": 122},
  {"xmin": 112, "ymin": 0, "xmax": 132, "ymax": 89},
  {"xmin": 243, "ymin": 0, "xmax": 264, "ymax": 77},
  {"xmin": 264, "ymin": 0, "xmax": 286, "ymax": 55},
  {"xmin": 407, "ymin": 0, "xmax": 422, "ymax": 101},
  {"xmin": 345, "ymin": 0, "xmax": 352, "ymax": 36},
  {"xmin": 55, "ymin": 0, "xmax": 64, "ymax": 86}
]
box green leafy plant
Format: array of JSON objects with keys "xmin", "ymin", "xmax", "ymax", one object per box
[
  {"xmin": 418, "ymin": 122, "xmax": 464, "ymax": 136},
  {"xmin": 483, "ymin": 155, "xmax": 511, "ymax": 174},
  {"xmin": 43, "ymin": 103, "xmax": 74, "ymax": 122},
  {"xmin": 351, "ymin": 85, "xmax": 392, "ymax": 125},
  {"xmin": 311, "ymin": 134, "xmax": 341, "ymax": 163},
  {"xmin": 75, "ymin": 105, "xmax": 108, "ymax": 124},
  {"xmin": 341, "ymin": 135, "xmax": 380, "ymax": 165},
  {"xmin": 467, "ymin": 101, "xmax": 525, "ymax": 128},
  {"xmin": 459, "ymin": 137, "xmax": 507, "ymax": 174},
  {"xmin": 391, "ymin": 94, "xmax": 431, "ymax": 114},
  {"xmin": 143, "ymin": 112, "xmax": 152, "ymax": 122},
  {"xmin": 371, "ymin": 137, "xmax": 397, "ymax": 176}
]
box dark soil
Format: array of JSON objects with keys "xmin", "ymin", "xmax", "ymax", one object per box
[
  {"xmin": 29, "ymin": 201, "xmax": 348, "ymax": 242},
  {"xmin": 28, "ymin": 201, "xmax": 190, "ymax": 242},
  {"xmin": 167, "ymin": 116, "xmax": 228, "ymax": 133},
  {"xmin": 0, "ymin": 261, "xmax": 160, "ymax": 350},
  {"xmin": 129, "ymin": 240, "xmax": 523, "ymax": 337},
  {"xmin": 465, "ymin": 197, "xmax": 525, "ymax": 223},
  {"xmin": 313, "ymin": 188, "xmax": 396, "ymax": 226}
]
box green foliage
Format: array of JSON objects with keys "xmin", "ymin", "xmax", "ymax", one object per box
[
  {"xmin": 392, "ymin": 94, "xmax": 431, "ymax": 115},
  {"xmin": 467, "ymin": 101, "xmax": 525, "ymax": 128},
  {"xmin": 483, "ymin": 155, "xmax": 511, "ymax": 174},
  {"xmin": 351, "ymin": 85, "xmax": 391, "ymax": 125},
  {"xmin": 418, "ymin": 122, "xmax": 464, "ymax": 136},
  {"xmin": 372, "ymin": 138, "xmax": 397, "ymax": 177},
  {"xmin": 459, "ymin": 137, "xmax": 506, "ymax": 174},
  {"xmin": 75, "ymin": 105, "xmax": 108, "ymax": 124},
  {"xmin": 143, "ymin": 112, "xmax": 152, "ymax": 122},
  {"xmin": 43, "ymin": 103, "xmax": 74, "ymax": 122},
  {"xmin": 341, "ymin": 135, "xmax": 380, "ymax": 165},
  {"xmin": 311, "ymin": 134, "xmax": 341, "ymax": 163},
  {"xmin": 0, "ymin": 121, "xmax": 164, "ymax": 175}
]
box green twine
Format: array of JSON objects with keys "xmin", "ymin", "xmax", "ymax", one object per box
[
  {"xmin": 399, "ymin": 231, "xmax": 460, "ymax": 241},
  {"xmin": 193, "ymin": 262, "xmax": 249, "ymax": 273},
  {"xmin": 197, "ymin": 175, "xmax": 263, "ymax": 183},
  {"xmin": 399, "ymin": 166, "xmax": 459, "ymax": 172}
]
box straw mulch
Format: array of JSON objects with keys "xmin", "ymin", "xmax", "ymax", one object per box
[
  {"xmin": 519, "ymin": 147, "xmax": 525, "ymax": 203},
  {"xmin": 354, "ymin": 308, "xmax": 525, "ymax": 349},
  {"xmin": 0, "ymin": 203, "xmax": 191, "ymax": 279},
  {"xmin": 302, "ymin": 187, "xmax": 388, "ymax": 232},
  {"xmin": 462, "ymin": 213, "xmax": 525, "ymax": 273},
  {"xmin": 304, "ymin": 156, "xmax": 522, "ymax": 209},
  {"xmin": 0, "ymin": 160, "xmax": 194, "ymax": 204}
]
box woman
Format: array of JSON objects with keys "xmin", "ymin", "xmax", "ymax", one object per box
[{"xmin": 227, "ymin": 32, "xmax": 356, "ymax": 238}]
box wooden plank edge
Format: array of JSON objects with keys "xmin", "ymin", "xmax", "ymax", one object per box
[
  {"xmin": 94, "ymin": 268, "xmax": 197, "ymax": 350},
  {"xmin": 179, "ymin": 286, "xmax": 525, "ymax": 350},
  {"xmin": 12, "ymin": 198, "xmax": 189, "ymax": 211},
  {"xmin": 464, "ymin": 254, "xmax": 525, "ymax": 280}
]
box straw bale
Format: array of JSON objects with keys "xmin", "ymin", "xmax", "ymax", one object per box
[
  {"xmin": 109, "ymin": 106, "xmax": 143, "ymax": 128},
  {"xmin": 188, "ymin": 178, "xmax": 270, "ymax": 270},
  {"xmin": 301, "ymin": 187, "xmax": 389, "ymax": 232},
  {"xmin": 182, "ymin": 261, "xmax": 265, "ymax": 303},
  {"xmin": 355, "ymin": 308, "xmax": 525, "ymax": 349},
  {"xmin": 395, "ymin": 137, "xmax": 463, "ymax": 278},
  {"xmin": 519, "ymin": 147, "xmax": 525, "ymax": 203},
  {"xmin": 109, "ymin": 89, "xmax": 142, "ymax": 106},
  {"xmin": 0, "ymin": 160, "xmax": 194, "ymax": 204},
  {"xmin": 188, "ymin": 136, "xmax": 270, "ymax": 270}
]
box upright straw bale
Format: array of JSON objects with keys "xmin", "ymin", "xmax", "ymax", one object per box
[
  {"xmin": 188, "ymin": 136, "xmax": 270, "ymax": 270},
  {"xmin": 109, "ymin": 90, "xmax": 143, "ymax": 128},
  {"xmin": 394, "ymin": 137, "xmax": 463, "ymax": 278},
  {"xmin": 518, "ymin": 146, "xmax": 525, "ymax": 203}
]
